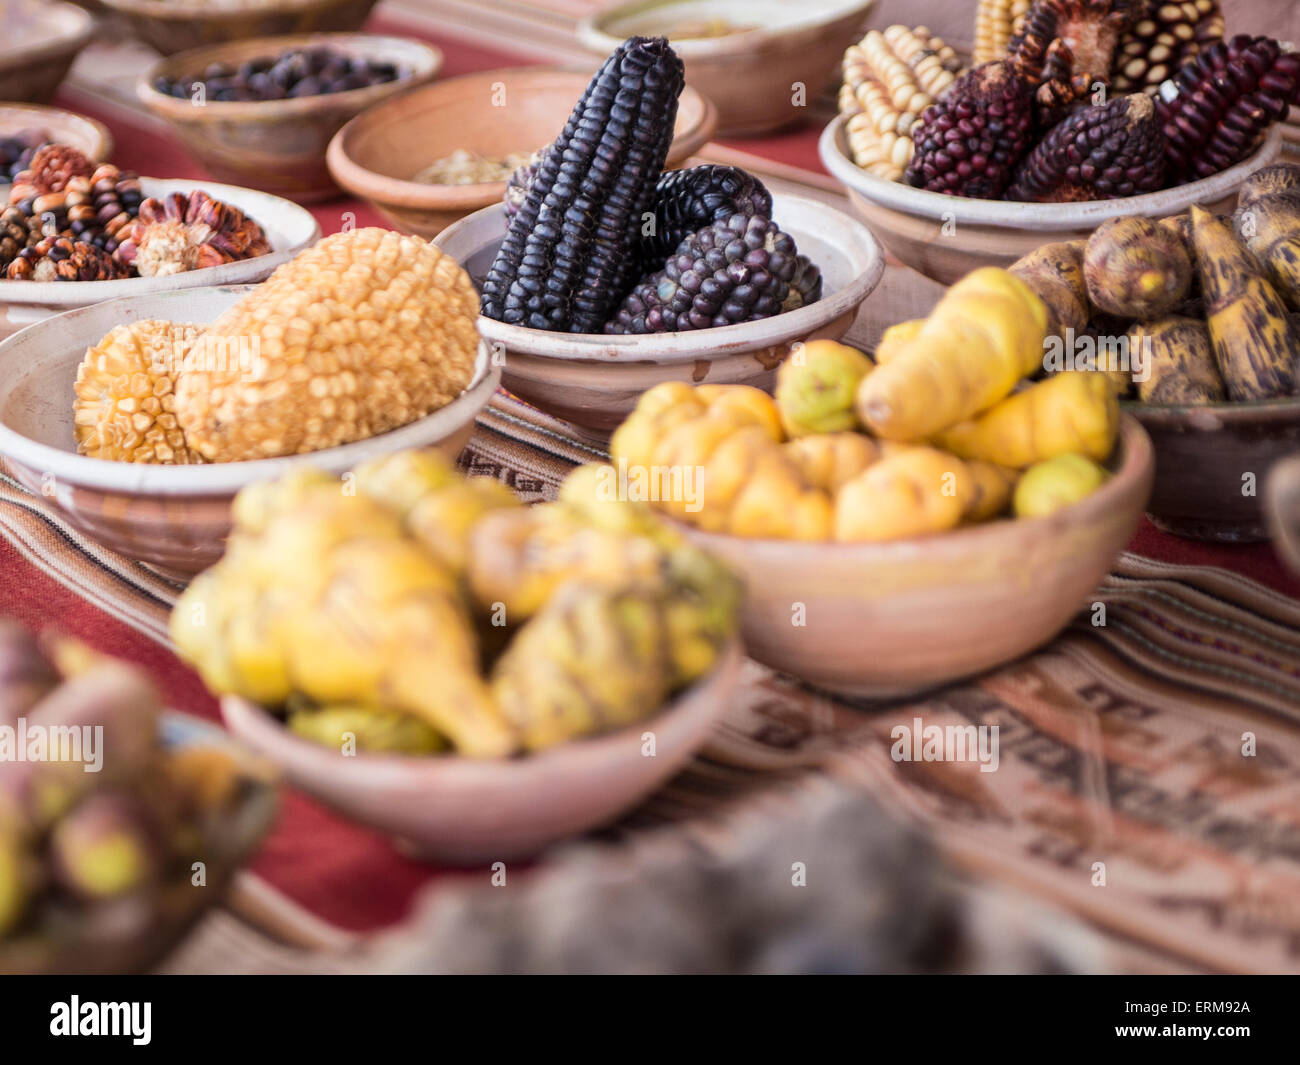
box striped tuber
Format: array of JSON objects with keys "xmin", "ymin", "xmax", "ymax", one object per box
[{"xmin": 1083, "ymin": 217, "xmax": 1192, "ymax": 320}]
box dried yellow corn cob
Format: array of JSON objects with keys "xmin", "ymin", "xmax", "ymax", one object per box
[
  {"xmin": 175, "ymin": 228, "xmax": 480, "ymax": 463},
  {"xmin": 840, "ymin": 26, "xmax": 965, "ymax": 181},
  {"xmin": 73, "ymin": 319, "xmax": 205, "ymax": 464},
  {"xmin": 974, "ymin": 0, "xmax": 1032, "ymax": 64}
]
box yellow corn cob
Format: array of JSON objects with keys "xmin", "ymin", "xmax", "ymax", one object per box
[
  {"xmin": 974, "ymin": 0, "xmax": 1033, "ymax": 65},
  {"xmin": 73, "ymin": 319, "xmax": 205, "ymax": 464},
  {"xmin": 175, "ymin": 228, "xmax": 480, "ymax": 463}
]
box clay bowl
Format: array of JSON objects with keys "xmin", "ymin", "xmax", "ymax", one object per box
[
  {"xmin": 99, "ymin": 0, "xmax": 380, "ymax": 56},
  {"xmin": 221, "ymin": 638, "xmax": 741, "ymax": 863},
  {"xmin": 1265, "ymin": 453, "xmax": 1300, "ymax": 576},
  {"xmin": 0, "ymin": 286, "xmax": 502, "ymax": 576},
  {"xmin": 0, "ymin": 177, "xmax": 318, "ymax": 339},
  {"xmin": 434, "ymin": 194, "xmax": 884, "ymax": 434},
  {"xmin": 327, "ymin": 68, "xmax": 717, "ymax": 239},
  {"xmin": 676, "ymin": 417, "xmax": 1153, "ymax": 699},
  {"xmin": 0, "ymin": 713, "xmax": 277, "ymax": 975},
  {"xmin": 819, "ymin": 115, "xmax": 1284, "ymax": 285},
  {"xmin": 578, "ymin": 0, "xmax": 876, "ymax": 137},
  {"xmin": 1126, "ymin": 397, "xmax": 1300, "ymax": 543},
  {"xmin": 0, "ymin": 0, "xmax": 96, "ymax": 105},
  {"xmin": 138, "ymin": 33, "xmax": 443, "ymax": 203},
  {"xmin": 0, "ymin": 103, "xmax": 113, "ymax": 200}
]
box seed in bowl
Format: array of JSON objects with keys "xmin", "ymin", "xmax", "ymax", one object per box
[
  {"xmin": 152, "ymin": 46, "xmax": 403, "ymax": 103},
  {"xmin": 170, "ymin": 450, "xmax": 741, "ymax": 757},
  {"xmin": 0, "ymin": 128, "xmax": 47, "ymax": 183},
  {"xmin": 413, "ymin": 149, "xmax": 535, "ymax": 187}
]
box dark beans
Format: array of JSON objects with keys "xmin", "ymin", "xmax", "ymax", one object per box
[{"xmin": 155, "ymin": 47, "xmax": 403, "ymax": 103}]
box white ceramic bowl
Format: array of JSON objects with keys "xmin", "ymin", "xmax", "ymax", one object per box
[
  {"xmin": 221, "ymin": 638, "xmax": 743, "ymax": 863},
  {"xmin": 0, "ymin": 177, "xmax": 321, "ymax": 338},
  {"xmin": 819, "ymin": 114, "xmax": 1284, "ymax": 284},
  {"xmin": 0, "ymin": 286, "xmax": 501, "ymax": 576},
  {"xmin": 435, "ymin": 193, "xmax": 885, "ymax": 432}
]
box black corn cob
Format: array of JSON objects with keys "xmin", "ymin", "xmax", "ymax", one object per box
[
  {"xmin": 1156, "ymin": 35, "xmax": 1300, "ymax": 184},
  {"xmin": 637, "ymin": 165, "xmax": 773, "ymax": 269},
  {"xmin": 605, "ymin": 213, "xmax": 799, "ymax": 334},
  {"xmin": 1006, "ymin": 92, "xmax": 1167, "ymax": 201},
  {"xmin": 481, "ymin": 37, "xmax": 685, "ymax": 333}
]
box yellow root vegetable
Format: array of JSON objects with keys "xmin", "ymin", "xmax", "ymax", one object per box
[
  {"xmin": 935, "ymin": 370, "xmax": 1118, "ymax": 469},
  {"xmin": 855, "ymin": 267, "xmax": 1049, "ymax": 441},
  {"xmin": 784, "ymin": 432, "xmax": 883, "ymax": 492},
  {"xmin": 873, "ymin": 318, "xmax": 925, "ymax": 365},
  {"xmin": 1009, "ymin": 240, "xmax": 1090, "ymax": 338},
  {"xmin": 1013, "ymin": 453, "xmax": 1110, "ymax": 518},
  {"xmin": 834, "ymin": 447, "xmax": 967, "ymax": 541},
  {"xmin": 774, "ymin": 340, "xmax": 872, "ymax": 437},
  {"xmin": 960, "ymin": 460, "xmax": 1019, "ymax": 522}
]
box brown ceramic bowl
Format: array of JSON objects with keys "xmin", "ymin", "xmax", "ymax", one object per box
[
  {"xmin": 100, "ymin": 0, "xmax": 380, "ymax": 56},
  {"xmin": 138, "ymin": 33, "xmax": 442, "ymax": 203},
  {"xmin": 0, "ymin": 0, "xmax": 96, "ymax": 104},
  {"xmin": 578, "ymin": 0, "xmax": 877, "ymax": 137},
  {"xmin": 326, "ymin": 67, "xmax": 718, "ymax": 239},
  {"xmin": 434, "ymin": 193, "xmax": 884, "ymax": 434},
  {"xmin": 0, "ymin": 286, "xmax": 501, "ymax": 577},
  {"xmin": 1126, "ymin": 397, "xmax": 1300, "ymax": 543},
  {"xmin": 220, "ymin": 638, "xmax": 742, "ymax": 863},
  {"xmin": 1265, "ymin": 454, "xmax": 1300, "ymax": 575},
  {"xmin": 675, "ymin": 417, "xmax": 1153, "ymax": 698},
  {"xmin": 0, "ymin": 103, "xmax": 114, "ymax": 195},
  {"xmin": 819, "ymin": 115, "xmax": 1284, "ymax": 285}
]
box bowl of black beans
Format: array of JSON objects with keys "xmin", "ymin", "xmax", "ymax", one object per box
[{"xmin": 137, "ymin": 33, "xmax": 442, "ymax": 203}]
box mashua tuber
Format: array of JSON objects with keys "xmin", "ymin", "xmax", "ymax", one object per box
[{"xmin": 1129, "ymin": 316, "xmax": 1225, "ymax": 405}]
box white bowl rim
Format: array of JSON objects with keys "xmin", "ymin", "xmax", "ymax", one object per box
[
  {"xmin": 219, "ymin": 636, "xmax": 741, "ymax": 782},
  {"xmin": 577, "ymin": 0, "xmax": 878, "ymax": 57},
  {"xmin": 0, "ymin": 177, "xmax": 321, "ymax": 307},
  {"xmin": 818, "ymin": 114, "xmax": 1284, "ymax": 231},
  {"xmin": 439, "ymin": 192, "xmax": 886, "ymax": 363},
  {"xmin": 0, "ymin": 285, "xmax": 501, "ymax": 496}
]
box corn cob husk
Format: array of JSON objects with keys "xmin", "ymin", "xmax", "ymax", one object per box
[
  {"xmin": 839, "ymin": 25, "xmax": 965, "ymax": 181},
  {"xmin": 974, "ymin": 0, "xmax": 1033, "ymax": 64}
]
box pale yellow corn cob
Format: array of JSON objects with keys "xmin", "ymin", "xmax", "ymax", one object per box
[{"xmin": 973, "ymin": 0, "xmax": 1032, "ymax": 64}]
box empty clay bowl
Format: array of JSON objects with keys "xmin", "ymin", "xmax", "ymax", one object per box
[
  {"xmin": 0, "ymin": 0, "xmax": 96, "ymax": 105},
  {"xmin": 138, "ymin": 33, "xmax": 443, "ymax": 203},
  {"xmin": 578, "ymin": 0, "xmax": 877, "ymax": 137},
  {"xmin": 819, "ymin": 115, "xmax": 1284, "ymax": 285},
  {"xmin": 0, "ymin": 286, "xmax": 502, "ymax": 576},
  {"xmin": 100, "ymin": 0, "xmax": 381, "ymax": 56},
  {"xmin": 327, "ymin": 67, "xmax": 717, "ymax": 238},
  {"xmin": 1126, "ymin": 397, "xmax": 1300, "ymax": 543},
  {"xmin": 434, "ymin": 193, "xmax": 884, "ymax": 433},
  {"xmin": 0, "ymin": 177, "xmax": 319, "ymax": 339},
  {"xmin": 676, "ymin": 417, "xmax": 1153, "ymax": 698},
  {"xmin": 220, "ymin": 639, "xmax": 742, "ymax": 863}
]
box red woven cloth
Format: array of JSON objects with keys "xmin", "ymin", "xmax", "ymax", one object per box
[{"xmin": 15, "ymin": 21, "xmax": 1294, "ymax": 935}]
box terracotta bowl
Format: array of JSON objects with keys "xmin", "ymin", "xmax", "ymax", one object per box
[
  {"xmin": 326, "ymin": 68, "xmax": 718, "ymax": 239},
  {"xmin": 221, "ymin": 639, "xmax": 741, "ymax": 863},
  {"xmin": 0, "ymin": 712, "xmax": 277, "ymax": 975},
  {"xmin": 434, "ymin": 194, "xmax": 885, "ymax": 434},
  {"xmin": 0, "ymin": 177, "xmax": 319, "ymax": 339},
  {"xmin": 0, "ymin": 0, "xmax": 96, "ymax": 105},
  {"xmin": 1265, "ymin": 453, "xmax": 1300, "ymax": 576},
  {"xmin": 138, "ymin": 33, "xmax": 443, "ymax": 203},
  {"xmin": 578, "ymin": 0, "xmax": 877, "ymax": 137},
  {"xmin": 819, "ymin": 115, "xmax": 1285, "ymax": 285},
  {"xmin": 676, "ymin": 417, "xmax": 1153, "ymax": 699},
  {"xmin": 0, "ymin": 103, "xmax": 114, "ymax": 200},
  {"xmin": 0, "ymin": 286, "xmax": 502, "ymax": 576},
  {"xmin": 99, "ymin": 0, "xmax": 380, "ymax": 56},
  {"xmin": 1126, "ymin": 397, "xmax": 1300, "ymax": 543}
]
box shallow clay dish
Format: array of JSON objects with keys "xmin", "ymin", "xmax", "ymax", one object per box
[
  {"xmin": 327, "ymin": 67, "xmax": 717, "ymax": 238},
  {"xmin": 138, "ymin": 33, "xmax": 443, "ymax": 203},
  {"xmin": 0, "ymin": 103, "xmax": 113, "ymax": 199},
  {"xmin": 435, "ymin": 193, "xmax": 884, "ymax": 433},
  {"xmin": 676, "ymin": 417, "xmax": 1152, "ymax": 698},
  {"xmin": 578, "ymin": 0, "xmax": 876, "ymax": 137},
  {"xmin": 0, "ymin": 286, "xmax": 502, "ymax": 576},
  {"xmin": 819, "ymin": 115, "xmax": 1284, "ymax": 285},
  {"xmin": 0, "ymin": 0, "xmax": 96, "ymax": 105},
  {"xmin": 221, "ymin": 639, "xmax": 741, "ymax": 863},
  {"xmin": 1126, "ymin": 397, "xmax": 1300, "ymax": 543},
  {"xmin": 0, "ymin": 713, "xmax": 277, "ymax": 975},
  {"xmin": 0, "ymin": 177, "xmax": 319, "ymax": 339},
  {"xmin": 100, "ymin": 0, "xmax": 380, "ymax": 56}
]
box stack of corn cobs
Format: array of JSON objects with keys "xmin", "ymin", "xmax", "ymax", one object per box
[
  {"xmin": 839, "ymin": 1, "xmax": 1300, "ymax": 201},
  {"xmin": 484, "ymin": 37, "xmax": 822, "ymax": 335}
]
